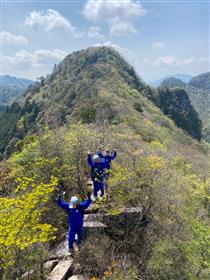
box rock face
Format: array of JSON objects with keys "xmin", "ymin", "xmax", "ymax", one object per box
[{"xmin": 47, "ymin": 259, "xmax": 73, "ymax": 280}]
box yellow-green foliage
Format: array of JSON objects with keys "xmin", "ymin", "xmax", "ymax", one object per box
[
  {"xmin": 7, "ymin": 123, "xmax": 102, "ymax": 195},
  {"xmin": 0, "ymin": 120, "xmax": 209, "ymax": 279},
  {"xmin": 0, "ymin": 176, "xmax": 58, "ymax": 269}
]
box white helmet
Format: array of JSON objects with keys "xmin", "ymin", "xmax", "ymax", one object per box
[
  {"xmin": 93, "ymin": 154, "xmax": 100, "ymax": 160},
  {"xmin": 69, "ymin": 196, "xmax": 79, "ymax": 206}
]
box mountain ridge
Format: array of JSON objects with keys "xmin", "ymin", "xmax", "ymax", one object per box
[
  {"xmin": 0, "ymin": 47, "xmax": 209, "ymax": 280},
  {"xmin": 0, "ymin": 46, "xmax": 203, "ymax": 156},
  {"xmin": 1, "ymin": 75, "xmax": 33, "ymax": 88}
]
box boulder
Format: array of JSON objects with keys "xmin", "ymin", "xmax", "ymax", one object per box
[{"xmin": 47, "ymin": 259, "xmax": 73, "ymax": 280}]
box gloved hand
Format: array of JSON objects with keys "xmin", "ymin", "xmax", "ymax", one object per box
[
  {"xmin": 55, "ymin": 185, "xmax": 61, "ymax": 195},
  {"xmin": 87, "ymin": 192, "xmax": 91, "ymax": 200},
  {"xmin": 56, "ymin": 185, "xmax": 65, "ymax": 198}
]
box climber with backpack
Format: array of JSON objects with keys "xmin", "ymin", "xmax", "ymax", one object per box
[
  {"xmin": 87, "ymin": 152, "xmax": 106, "ymax": 201},
  {"xmin": 97, "ymin": 149, "xmax": 117, "ymax": 170},
  {"xmin": 97, "ymin": 149, "xmax": 117, "ymax": 182},
  {"xmin": 57, "ymin": 190, "xmax": 92, "ymax": 253}
]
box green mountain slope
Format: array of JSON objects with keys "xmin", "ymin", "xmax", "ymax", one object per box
[
  {"xmin": 156, "ymin": 87, "xmax": 202, "ymax": 140},
  {"xmin": 0, "ymin": 47, "xmax": 209, "ymax": 280},
  {"xmin": 0, "ymin": 47, "xmax": 202, "ymax": 156},
  {"xmin": 160, "ymin": 75, "xmax": 210, "ymax": 142},
  {"xmin": 22, "ymin": 47, "xmax": 201, "ymax": 138},
  {"xmin": 21, "ymin": 47, "xmax": 146, "ymax": 126}
]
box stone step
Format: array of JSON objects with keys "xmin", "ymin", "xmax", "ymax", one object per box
[
  {"xmin": 84, "ymin": 213, "xmax": 103, "ymax": 222},
  {"xmin": 44, "ymin": 260, "xmax": 59, "ymax": 275},
  {"xmin": 84, "ymin": 221, "xmax": 107, "ymax": 228},
  {"xmin": 68, "ymin": 275, "xmax": 87, "ymax": 280},
  {"xmin": 47, "ymin": 259, "xmax": 73, "ymax": 280}
]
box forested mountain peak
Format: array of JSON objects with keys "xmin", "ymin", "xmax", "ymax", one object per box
[
  {"xmin": 160, "ymin": 77, "xmax": 186, "ymax": 88},
  {"xmin": 0, "ymin": 47, "xmax": 203, "ymax": 157},
  {"xmin": 21, "ymin": 46, "xmax": 148, "ymax": 127}
]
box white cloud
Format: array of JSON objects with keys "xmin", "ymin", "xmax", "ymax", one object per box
[
  {"xmin": 154, "ymin": 55, "xmax": 180, "ymax": 67},
  {"xmin": 88, "ymin": 26, "xmax": 104, "ymax": 39},
  {"xmin": 110, "ymin": 21, "xmax": 137, "ymax": 35},
  {"xmin": 152, "ymin": 41, "xmax": 166, "ymax": 50},
  {"xmin": 153, "ymin": 55, "xmax": 199, "ymax": 67},
  {"xmin": 2, "ymin": 49, "xmax": 67, "ymax": 68},
  {"xmin": 24, "ymin": 9, "xmax": 82, "ymax": 37},
  {"xmin": 199, "ymin": 57, "xmax": 210, "ymax": 62},
  {"xmin": 83, "ymin": 0, "xmax": 146, "ymax": 36},
  {"xmin": 183, "ymin": 56, "xmax": 196, "ymax": 64},
  {"xmin": 0, "ymin": 31, "xmax": 28, "ymax": 45}
]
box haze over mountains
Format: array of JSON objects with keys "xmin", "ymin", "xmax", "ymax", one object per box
[
  {"xmin": 151, "ymin": 73, "xmax": 193, "ymax": 87},
  {"xmin": 0, "ymin": 75, "xmax": 33, "ymax": 106}
]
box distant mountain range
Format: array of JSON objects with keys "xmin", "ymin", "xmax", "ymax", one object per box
[
  {"xmin": 0, "ymin": 75, "xmax": 33, "ymax": 106},
  {"xmin": 189, "ymin": 72, "xmax": 210, "ymax": 91},
  {"xmin": 151, "ymin": 74, "xmax": 193, "ymax": 87},
  {"xmin": 159, "ymin": 72, "xmax": 210, "ymax": 142}
]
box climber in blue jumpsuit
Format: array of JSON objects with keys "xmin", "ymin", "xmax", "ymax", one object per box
[
  {"xmin": 98, "ymin": 149, "xmax": 117, "ymax": 170},
  {"xmin": 87, "ymin": 153, "xmax": 106, "ymax": 199},
  {"xmin": 57, "ymin": 193, "xmax": 91, "ymax": 252}
]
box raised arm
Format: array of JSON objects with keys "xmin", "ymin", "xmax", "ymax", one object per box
[
  {"xmin": 97, "ymin": 150, "xmax": 104, "ymax": 158},
  {"xmin": 79, "ymin": 198, "xmax": 92, "ymax": 210},
  {"xmin": 57, "ymin": 196, "xmax": 69, "ymax": 210},
  {"xmin": 111, "ymin": 150, "xmax": 117, "ymax": 160},
  {"xmin": 87, "ymin": 154, "xmax": 94, "ymax": 168}
]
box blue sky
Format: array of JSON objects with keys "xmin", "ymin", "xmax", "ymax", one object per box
[{"xmin": 0, "ymin": 0, "xmax": 209, "ymax": 82}]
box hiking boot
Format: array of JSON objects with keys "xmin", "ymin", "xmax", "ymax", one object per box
[
  {"xmin": 68, "ymin": 248, "xmax": 74, "ymax": 255},
  {"xmin": 74, "ymin": 244, "xmax": 81, "ymax": 252}
]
